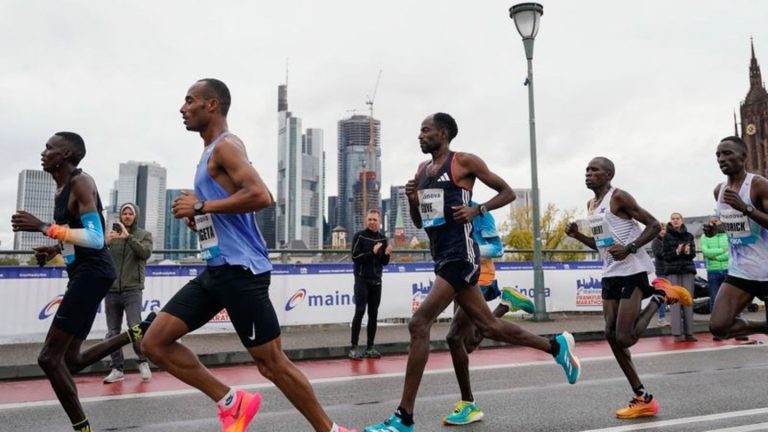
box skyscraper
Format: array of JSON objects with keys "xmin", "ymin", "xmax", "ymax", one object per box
[
  {"xmin": 111, "ymin": 161, "xmax": 167, "ymax": 249},
  {"xmin": 14, "ymin": 170, "xmax": 57, "ymax": 251},
  {"xmin": 337, "ymin": 114, "xmax": 381, "ymax": 234},
  {"xmin": 164, "ymin": 189, "xmax": 198, "ymax": 259},
  {"xmin": 276, "ymin": 84, "xmax": 324, "ymax": 249},
  {"xmin": 255, "ymin": 202, "xmax": 277, "ymax": 250}
]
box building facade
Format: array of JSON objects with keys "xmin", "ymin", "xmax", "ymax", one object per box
[
  {"xmin": 387, "ymin": 185, "xmax": 428, "ymax": 245},
  {"xmin": 111, "ymin": 161, "xmax": 167, "ymax": 249},
  {"xmin": 276, "ymin": 84, "xmax": 324, "ymax": 249},
  {"xmin": 164, "ymin": 189, "xmax": 198, "ymax": 259},
  {"xmin": 14, "ymin": 170, "xmax": 57, "ymax": 251},
  {"xmin": 337, "ymin": 114, "xmax": 382, "ymax": 234}
]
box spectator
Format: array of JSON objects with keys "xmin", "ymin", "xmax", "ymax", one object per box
[
  {"xmin": 701, "ymin": 217, "xmax": 729, "ymax": 314},
  {"xmin": 662, "ymin": 212, "xmax": 697, "ymax": 342},
  {"xmin": 349, "ymin": 209, "xmax": 391, "ymax": 360},
  {"xmin": 103, "ymin": 203, "xmax": 153, "ymax": 382},
  {"xmin": 651, "ymin": 223, "xmax": 669, "ymax": 326}
]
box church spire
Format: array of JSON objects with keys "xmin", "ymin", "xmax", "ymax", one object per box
[
  {"xmin": 750, "ymin": 37, "xmax": 763, "ymax": 90},
  {"xmin": 734, "ymin": 110, "xmax": 739, "ymax": 136}
]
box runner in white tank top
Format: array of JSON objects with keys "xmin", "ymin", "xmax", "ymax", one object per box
[
  {"xmin": 706, "ymin": 137, "xmax": 768, "ymax": 341},
  {"xmin": 566, "ymin": 156, "xmax": 691, "ymax": 420}
]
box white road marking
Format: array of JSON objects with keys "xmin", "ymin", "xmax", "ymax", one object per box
[
  {"xmin": 580, "ymin": 408, "xmax": 768, "ymax": 431},
  {"xmin": 706, "ymin": 423, "xmax": 768, "ymax": 432}
]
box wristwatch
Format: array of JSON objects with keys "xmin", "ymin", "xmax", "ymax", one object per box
[
  {"xmin": 478, "ymin": 204, "xmax": 489, "ymax": 216},
  {"xmin": 743, "ymin": 204, "xmax": 755, "ymax": 216},
  {"xmin": 626, "ymin": 242, "xmax": 638, "ymax": 254},
  {"xmin": 193, "ymin": 200, "xmax": 206, "ymax": 215}
]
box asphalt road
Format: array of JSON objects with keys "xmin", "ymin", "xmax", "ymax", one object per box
[{"xmin": 3, "ymin": 335, "xmax": 768, "ymax": 432}]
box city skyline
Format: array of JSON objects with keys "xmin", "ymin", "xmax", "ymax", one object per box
[{"xmin": 2, "ymin": 1, "xmax": 767, "ymax": 249}]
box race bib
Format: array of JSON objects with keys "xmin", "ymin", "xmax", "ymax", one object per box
[
  {"xmin": 587, "ymin": 213, "xmax": 615, "ymax": 248},
  {"xmin": 719, "ymin": 209, "xmax": 758, "ymax": 245},
  {"xmin": 418, "ymin": 188, "xmax": 445, "ymax": 228},
  {"xmin": 61, "ymin": 233, "xmax": 75, "ymax": 265},
  {"xmin": 194, "ymin": 214, "xmax": 221, "ymax": 260}
]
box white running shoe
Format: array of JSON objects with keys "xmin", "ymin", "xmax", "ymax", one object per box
[
  {"xmin": 103, "ymin": 368, "xmax": 124, "ymax": 383},
  {"xmin": 138, "ymin": 362, "xmax": 152, "ymax": 381}
]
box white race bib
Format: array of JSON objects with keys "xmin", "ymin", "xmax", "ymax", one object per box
[
  {"xmin": 418, "ymin": 188, "xmax": 445, "ymax": 228},
  {"xmin": 587, "ymin": 213, "xmax": 615, "ymax": 248},
  {"xmin": 719, "ymin": 209, "xmax": 757, "ymax": 245},
  {"xmin": 194, "ymin": 214, "xmax": 221, "ymax": 260},
  {"xmin": 61, "ymin": 229, "xmax": 75, "ymax": 265}
]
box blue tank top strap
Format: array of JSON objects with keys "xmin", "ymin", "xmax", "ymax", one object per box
[{"xmin": 193, "ymin": 131, "xmax": 272, "ymax": 274}]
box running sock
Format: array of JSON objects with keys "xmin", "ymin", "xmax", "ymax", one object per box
[
  {"xmin": 650, "ymin": 290, "xmax": 666, "ymax": 305},
  {"xmin": 329, "ymin": 423, "xmax": 340, "ymax": 432},
  {"xmin": 217, "ymin": 388, "xmax": 237, "ymax": 411},
  {"xmin": 548, "ymin": 336, "xmax": 561, "ymax": 357},
  {"xmin": 395, "ymin": 406, "xmax": 415, "ymax": 426},
  {"xmin": 72, "ymin": 418, "xmax": 92, "ymax": 432},
  {"xmin": 633, "ymin": 385, "xmax": 652, "ymax": 402}
]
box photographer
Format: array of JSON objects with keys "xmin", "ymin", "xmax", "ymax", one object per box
[{"xmin": 103, "ymin": 202, "xmax": 153, "ymax": 383}]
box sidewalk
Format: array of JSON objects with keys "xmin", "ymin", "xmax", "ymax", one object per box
[{"xmin": 1, "ymin": 310, "xmax": 744, "ymax": 381}]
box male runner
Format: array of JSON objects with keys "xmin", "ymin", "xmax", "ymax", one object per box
[
  {"xmin": 706, "ymin": 137, "xmax": 768, "ymax": 340},
  {"xmin": 365, "ymin": 113, "xmax": 580, "ymax": 432},
  {"xmin": 442, "ymin": 201, "xmax": 534, "ymax": 425},
  {"xmin": 565, "ymin": 156, "xmax": 691, "ymax": 419},
  {"xmin": 11, "ymin": 132, "xmax": 155, "ymax": 432},
  {"xmin": 140, "ymin": 79, "xmax": 354, "ymax": 432}
]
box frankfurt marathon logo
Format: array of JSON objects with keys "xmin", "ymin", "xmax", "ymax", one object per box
[
  {"xmin": 38, "ymin": 295, "xmax": 64, "ymax": 319},
  {"xmin": 284, "ymin": 288, "xmax": 353, "ymax": 311},
  {"xmin": 575, "ymin": 276, "xmax": 603, "ymax": 306},
  {"xmin": 411, "ymin": 280, "xmax": 434, "ymax": 313}
]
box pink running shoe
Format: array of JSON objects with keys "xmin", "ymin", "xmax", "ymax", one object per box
[{"xmin": 218, "ymin": 390, "xmax": 262, "ymax": 432}]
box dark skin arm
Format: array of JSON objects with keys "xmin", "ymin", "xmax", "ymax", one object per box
[
  {"xmin": 405, "ymin": 162, "xmax": 428, "ymax": 229},
  {"xmin": 707, "ymin": 180, "xmax": 768, "ymax": 232},
  {"xmin": 12, "ymin": 173, "xmax": 100, "ymax": 264},
  {"xmin": 451, "ymin": 152, "xmax": 516, "ymax": 223},
  {"xmin": 173, "ymin": 136, "xmax": 273, "ymax": 218},
  {"xmin": 565, "ymin": 200, "xmax": 597, "ymax": 250},
  {"xmin": 605, "ymin": 189, "xmax": 660, "ymax": 261}
]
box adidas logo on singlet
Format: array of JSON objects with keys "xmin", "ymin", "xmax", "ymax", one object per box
[{"xmin": 436, "ymin": 173, "xmax": 451, "ymax": 183}]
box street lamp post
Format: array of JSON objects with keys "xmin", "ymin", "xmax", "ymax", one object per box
[{"xmin": 510, "ymin": 3, "xmax": 548, "ymax": 321}]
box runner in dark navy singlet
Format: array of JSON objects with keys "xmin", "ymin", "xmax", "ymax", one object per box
[
  {"xmin": 11, "ymin": 132, "xmax": 155, "ymax": 432},
  {"xmin": 365, "ymin": 113, "xmax": 582, "ymax": 432}
]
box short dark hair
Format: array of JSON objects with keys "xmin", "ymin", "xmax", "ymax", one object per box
[
  {"xmin": 54, "ymin": 131, "xmax": 86, "ymax": 165},
  {"xmin": 433, "ymin": 112, "xmax": 458, "ymax": 141},
  {"xmin": 197, "ymin": 78, "xmax": 231, "ymax": 116},
  {"xmin": 367, "ymin": 208, "xmax": 381, "ymax": 215},
  {"xmin": 720, "ymin": 136, "xmax": 747, "ymax": 154},
  {"xmin": 593, "ymin": 156, "xmax": 615, "ymax": 179}
]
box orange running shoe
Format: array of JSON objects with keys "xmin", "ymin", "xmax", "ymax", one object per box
[
  {"xmin": 615, "ymin": 395, "xmax": 659, "ymax": 419},
  {"xmin": 218, "ymin": 390, "xmax": 262, "ymax": 432},
  {"xmin": 651, "ymin": 278, "xmax": 693, "ymax": 306}
]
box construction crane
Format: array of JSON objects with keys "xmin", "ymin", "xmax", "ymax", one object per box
[{"xmin": 361, "ymin": 70, "xmax": 382, "ymax": 220}]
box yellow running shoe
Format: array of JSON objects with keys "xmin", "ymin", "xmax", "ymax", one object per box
[
  {"xmin": 500, "ymin": 288, "xmax": 535, "ymax": 313},
  {"xmin": 615, "ymin": 395, "xmax": 659, "ymax": 419},
  {"xmin": 651, "ymin": 278, "xmax": 693, "ymax": 306}
]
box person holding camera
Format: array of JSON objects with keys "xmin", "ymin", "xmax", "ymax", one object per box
[{"xmin": 103, "ymin": 202, "xmax": 154, "ymax": 383}]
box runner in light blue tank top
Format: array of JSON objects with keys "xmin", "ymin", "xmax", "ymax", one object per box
[
  {"xmin": 707, "ymin": 136, "xmax": 768, "ymax": 343},
  {"xmin": 194, "ymin": 130, "xmax": 272, "ymax": 274}
]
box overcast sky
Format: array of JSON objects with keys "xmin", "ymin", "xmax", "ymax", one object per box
[{"xmin": 2, "ymin": 1, "xmax": 766, "ymax": 249}]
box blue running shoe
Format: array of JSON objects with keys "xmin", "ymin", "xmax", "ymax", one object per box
[
  {"xmin": 554, "ymin": 331, "xmax": 580, "ymax": 384},
  {"xmin": 364, "ymin": 415, "xmax": 413, "ymax": 432},
  {"xmin": 500, "ymin": 288, "xmax": 535, "ymax": 314},
  {"xmin": 442, "ymin": 401, "xmax": 484, "ymax": 425}
]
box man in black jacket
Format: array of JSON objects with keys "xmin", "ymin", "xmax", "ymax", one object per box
[{"xmin": 349, "ymin": 209, "xmax": 391, "ymax": 360}]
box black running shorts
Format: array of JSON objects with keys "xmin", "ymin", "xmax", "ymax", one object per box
[
  {"xmin": 163, "ymin": 266, "xmax": 280, "ymax": 347},
  {"xmin": 725, "ymin": 275, "xmax": 768, "ymax": 301},
  {"xmin": 435, "ymin": 259, "xmax": 480, "ymax": 292},
  {"xmin": 53, "ymin": 276, "xmax": 113, "ymax": 339},
  {"xmin": 601, "ymin": 272, "xmax": 654, "ymax": 301}
]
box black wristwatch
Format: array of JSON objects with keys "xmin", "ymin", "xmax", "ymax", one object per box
[
  {"xmin": 478, "ymin": 204, "xmax": 489, "ymax": 216},
  {"xmin": 193, "ymin": 200, "xmax": 206, "ymax": 215},
  {"xmin": 743, "ymin": 205, "xmax": 755, "ymax": 216},
  {"xmin": 626, "ymin": 242, "xmax": 638, "ymax": 254}
]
